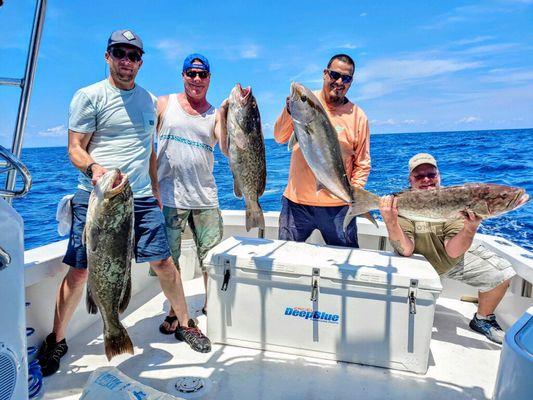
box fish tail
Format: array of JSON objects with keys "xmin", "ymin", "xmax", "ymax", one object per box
[
  {"xmin": 245, "ymin": 199, "xmax": 265, "ymax": 232},
  {"xmin": 104, "ymin": 324, "xmax": 134, "ymax": 361},
  {"xmin": 343, "ymin": 187, "xmax": 381, "ymax": 231}
]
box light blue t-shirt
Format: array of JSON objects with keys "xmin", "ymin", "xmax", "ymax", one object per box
[{"xmin": 68, "ymin": 79, "xmax": 157, "ymax": 197}]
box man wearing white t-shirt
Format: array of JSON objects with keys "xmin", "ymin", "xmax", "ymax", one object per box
[
  {"xmin": 37, "ymin": 31, "xmax": 211, "ymax": 377},
  {"xmin": 156, "ymin": 54, "xmax": 228, "ymax": 335}
]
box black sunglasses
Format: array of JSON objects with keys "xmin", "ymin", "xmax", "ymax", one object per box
[
  {"xmin": 109, "ymin": 47, "xmax": 142, "ymax": 63},
  {"xmin": 185, "ymin": 70, "xmax": 210, "ymax": 79},
  {"xmin": 326, "ymin": 69, "xmax": 353, "ymax": 84},
  {"xmin": 414, "ymin": 172, "xmax": 438, "ymax": 180}
]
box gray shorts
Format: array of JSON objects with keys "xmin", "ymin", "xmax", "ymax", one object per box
[{"xmin": 442, "ymin": 243, "xmax": 516, "ymax": 292}]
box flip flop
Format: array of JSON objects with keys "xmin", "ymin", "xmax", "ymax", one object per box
[{"xmin": 159, "ymin": 315, "xmax": 178, "ymax": 335}]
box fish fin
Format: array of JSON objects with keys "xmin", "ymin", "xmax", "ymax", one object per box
[
  {"xmin": 232, "ymin": 171, "xmax": 243, "ymax": 198},
  {"xmin": 316, "ymin": 180, "xmax": 329, "ymax": 193},
  {"xmin": 362, "ymin": 211, "xmax": 378, "ymax": 228},
  {"xmin": 288, "ymin": 132, "xmax": 298, "ymax": 151},
  {"xmin": 245, "ymin": 199, "xmax": 265, "ymax": 232},
  {"xmin": 104, "ymin": 324, "xmax": 134, "ymax": 361},
  {"xmin": 118, "ymin": 274, "xmax": 132, "ymax": 314},
  {"xmin": 86, "ymin": 284, "xmax": 98, "ymax": 314},
  {"xmin": 350, "ymin": 187, "xmax": 381, "ymax": 215}
]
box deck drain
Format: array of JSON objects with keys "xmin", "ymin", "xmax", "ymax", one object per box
[{"xmin": 169, "ymin": 377, "xmax": 211, "ymax": 398}]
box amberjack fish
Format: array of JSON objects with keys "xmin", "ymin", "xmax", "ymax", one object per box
[{"xmin": 288, "ymin": 82, "xmax": 364, "ymax": 229}]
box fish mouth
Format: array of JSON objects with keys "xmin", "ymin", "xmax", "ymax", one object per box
[
  {"xmin": 513, "ymin": 191, "xmax": 529, "ymax": 209},
  {"xmin": 235, "ymin": 83, "xmax": 252, "ymax": 105}
]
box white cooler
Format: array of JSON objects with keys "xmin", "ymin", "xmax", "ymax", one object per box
[{"xmin": 206, "ymin": 237, "xmax": 442, "ymax": 374}]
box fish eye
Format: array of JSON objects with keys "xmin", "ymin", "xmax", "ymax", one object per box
[
  {"xmin": 301, "ymin": 95, "xmax": 307, "ymax": 103},
  {"xmin": 501, "ymin": 193, "xmax": 508, "ymax": 198}
]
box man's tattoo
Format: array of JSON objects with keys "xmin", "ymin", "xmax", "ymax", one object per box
[{"xmin": 390, "ymin": 240, "xmax": 405, "ymax": 255}]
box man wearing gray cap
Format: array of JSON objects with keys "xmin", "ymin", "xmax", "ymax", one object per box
[
  {"xmin": 37, "ymin": 30, "xmax": 211, "ymax": 377},
  {"xmin": 379, "ymin": 153, "xmax": 516, "ymax": 344}
]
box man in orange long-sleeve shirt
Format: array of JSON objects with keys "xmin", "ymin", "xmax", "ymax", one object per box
[{"xmin": 274, "ymin": 54, "xmax": 370, "ymax": 246}]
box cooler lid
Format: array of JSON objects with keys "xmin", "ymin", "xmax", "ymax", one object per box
[
  {"xmin": 514, "ymin": 307, "xmax": 533, "ymax": 357},
  {"xmin": 207, "ymin": 236, "xmax": 443, "ymax": 291}
]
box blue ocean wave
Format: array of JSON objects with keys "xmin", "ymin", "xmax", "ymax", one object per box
[{"xmin": 11, "ymin": 128, "xmax": 533, "ymax": 252}]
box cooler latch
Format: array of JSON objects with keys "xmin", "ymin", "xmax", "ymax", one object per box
[
  {"xmin": 408, "ymin": 279, "xmax": 418, "ymax": 314},
  {"xmin": 221, "ymin": 259, "xmax": 231, "ymax": 291},
  {"xmin": 310, "ymin": 268, "xmax": 320, "ymax": 302}
]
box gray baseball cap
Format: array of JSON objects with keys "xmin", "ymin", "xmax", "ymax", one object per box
[
  {"xmin": 408, "ymin": 153, "xmax": 438, "ymax": 173},
  {"xmin": 107, "ymin": 29, "xmax": 144, "ymax": 53}
]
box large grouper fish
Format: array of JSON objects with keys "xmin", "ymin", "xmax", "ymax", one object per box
[
  {"xmin": 84, "ymin": 169, "xmax": 134, "ymax": 360},
  {"xmin": 351, "ymin": 183, "xmax": 529, "ymax": 223},
  {"xmin": 288, "ymin": 82, "xmax": 361, "ymax": 230},
  {"xmin": 227, "ymin": 83, "xmax": 267, "ymax": 231}
]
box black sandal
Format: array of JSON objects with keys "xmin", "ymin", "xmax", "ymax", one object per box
[{"xmin": 159, "ymin": 315, "xmax": 178, "ymax": 335}]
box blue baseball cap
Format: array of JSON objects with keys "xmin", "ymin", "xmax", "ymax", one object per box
[
  {"xmin": 107, "ymin": 29, "xmax": 144, "ymax": 54},
  {"xmin": 182, "ymin": 53, "xmax": 210, "ymax": 73}
]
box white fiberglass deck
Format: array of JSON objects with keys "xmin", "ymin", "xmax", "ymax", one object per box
[{"xmin": 41, "ymin": 277, "xmax": 503, "ymax": 400}]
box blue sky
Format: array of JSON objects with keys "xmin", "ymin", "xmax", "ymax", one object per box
[{"xmin": 1, "ymin": 0, "xmax": 532, "ymax": 148}]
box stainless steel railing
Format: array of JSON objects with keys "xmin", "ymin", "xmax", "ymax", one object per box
[{"xmin": 0, "ymin": 0, "xmax": 47, "ymax": 202}]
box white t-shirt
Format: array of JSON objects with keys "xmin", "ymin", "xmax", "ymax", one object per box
[
  {"xmin": 69, "ymin": 79, "xmax": 157, "ymax": 197},
  {"xmin": 156, "ymin": 93, "xmax": 218, "ymax": 208}
]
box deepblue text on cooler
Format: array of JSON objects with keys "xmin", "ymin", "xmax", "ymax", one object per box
[{"xmin": 284, "ymin": 307, "xmax": 340, "ymax": 323}]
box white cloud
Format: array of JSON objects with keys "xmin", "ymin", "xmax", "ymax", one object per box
[
  {"xmin": 483, "ymin": 68, "xmax": 533, "ymax": 83},
  {"xmin": 370, "ymin": 119, "xmax": 420, "ymax": 127},
  {"xmin": 360, "ymin": 13, "xmax": 367, "ymax": 17},
  {"xmin": 338, "ymin": 43, "xmax": 359, "ymax": 49},
  {"xmin": 155, "ymin": 39, "xmax": 189, "ymax": 61},
  {"xmin": 239, "ymin": 44, "xmax": 259, "ymax": 59},
  {"xmin": 452, "ymin": 36, "xmax": 493, "ymax": 46},
  {"xmin": 458, "ymin": 43, "xmax": 518, "ymax": 56},
  {"xmin": 38, "ymin": 125, "xmax": 67, "ymax": 137},
  {"xmin": 356, "ymin": 56, "xmax": 482, "ymax": 100},
  {"xmin": 458, "ymin": 116, "xmax": 481, "ymax": 123}
]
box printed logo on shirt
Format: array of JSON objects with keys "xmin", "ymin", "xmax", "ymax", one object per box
[
  {"xmin": 414, "ymin": 222, "xmax": 443, "ymax": 236},
  {"xmin": 160, "ymin": 134, "xmax": 214, "ymax": 152},
  {"xmin": 335, "ymin": 125, "xmax": 345, "ymax": 134}
]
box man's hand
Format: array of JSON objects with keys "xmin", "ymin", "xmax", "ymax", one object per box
[
  {"xmin": 153, "ymin": 187, "xmax": 163, "ymax": 210},
  {"xmin": 219, "ymin": 98, "xmax": 229, "ymax": 119},
  {"xmin": 460, "ymin": 209, "xmax": 482, "ymax": 234},
  {"xmin": 379, "ymin": 195, "xmax": 398, "ymax": 226},
  {"xmin": 91, "ymin": 164, "xmax": 108, "ymax": 186}
]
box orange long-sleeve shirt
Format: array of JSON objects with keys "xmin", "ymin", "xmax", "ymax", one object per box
[{"xmin": 274, "ymin": 91, "xmax": 370, "ymax": 206}]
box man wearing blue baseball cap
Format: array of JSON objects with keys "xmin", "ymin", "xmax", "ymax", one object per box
[
  {"xmin": 155, "ymin": 53, "xmax": 229, "ymax": 335},
  {"xmin": 37, "ymin": 32, "xmax": 212, "ymax": 377}
]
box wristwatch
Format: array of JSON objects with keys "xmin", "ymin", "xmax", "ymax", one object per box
[{"xmin": 84, "ymin": 162, "xmax": 99, "ymax": 179}]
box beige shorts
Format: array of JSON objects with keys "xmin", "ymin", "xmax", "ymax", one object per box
[{"xmin": 442, "ymin": 243, "xmax": 516, "ymax": 292}]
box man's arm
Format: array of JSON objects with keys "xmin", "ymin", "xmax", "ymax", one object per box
[
  {"xmin": 444, "ymin": 211, "xmax": 481, "ymax": 258},
  {"xmin": 214, "ymin": 99, "xmax": 229, "ymax": 156},
  {"xmin": 350, "ymin": 115, "xmax": 370, "ymax": 188},
  {"xmin": 379, "ymin": 195, "xmax": 415, "ymax": 256},
  {"xmin": 68, "ymin": 130, "xmax": 107, "ymax": 185},
  {"xmin": 273, "ymin": 100, "xmax": 294, "ymax": 144},
  {"xmin": 149, "ymin": 140, "xmax": 162, "ymax": 208}
]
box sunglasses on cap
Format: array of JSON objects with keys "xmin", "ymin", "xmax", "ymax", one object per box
[
  {"xmin": 413, "ymin": 172, "xmax": 438, "ymax": 180},
  {"xmin": 326, "ymin": 69, "xmax": 353, "ymax": 84},
  {"xmin": 109, "ymin": 47, "xmax": 142, "ymax": 63},
  {"xmin": 185, "ymin": 70, "xmax": 210, "ymax": 79}
]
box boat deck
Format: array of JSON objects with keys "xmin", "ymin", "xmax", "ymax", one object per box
[{"xmin": 41, "ymin": 277, "xmax": 503, "ymax": 400}]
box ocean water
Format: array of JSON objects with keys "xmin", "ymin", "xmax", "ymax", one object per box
[{"xmin": 6, "ymin": 128, "xmax": 533, "ymax": 252}]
